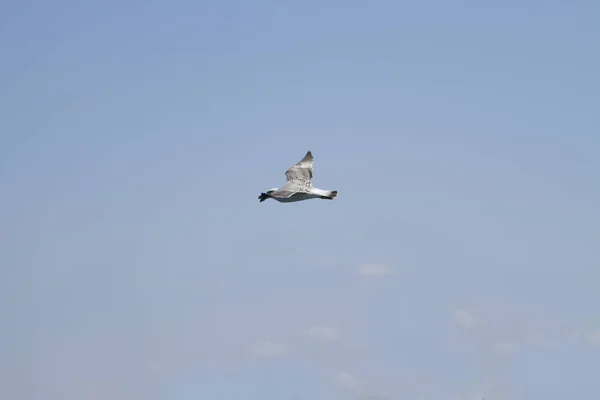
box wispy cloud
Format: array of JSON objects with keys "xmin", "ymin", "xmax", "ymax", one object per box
[
  {"xmin": 493, "ymin": 333, "xmax": 564, "ymax": 357},
  {"xmin": 494, "ymin": 341, "xmax": 519, "ymax": 356},
  {"xmin": 356, "ymin": 264, "xmax": 394, "ymax": 277},
  {"xmin": 466, "ymin": 392, "xmax": 487, "ymax": 400},
  {"xmin": 493, "ymin": 330, "xmax": 591, "ymax": 356},
  {"xmin": 567, "ymin": 329, "xmax": 582, "ymax": 344},
  {"xmin": 146, "ymin": 361, "xmax": 162, "ymax": 375},
  {"xmin": 586, "ymin": 330, "xmax": 600, "ymax": 346},
  {"xmin": 307, "ymin": 325, "xmax": 339, "ymax": 340},
  {"xmin": 453, "ymin": 309, "xmax": 474, "ymax": 329},
  {"xmin": 251, "ymin": 340, "xmax": 289, "ymax": 357},
  {"xmin": 336, "ymin": 371, "xmax": 362, "ymax": 391},
  {"xmin": 526, "ymin": 333, "xmax": 559, "ymax": 348},
  {"xmin": 564, "ymin": 329, "xmax": 600, "ymax": 346}
]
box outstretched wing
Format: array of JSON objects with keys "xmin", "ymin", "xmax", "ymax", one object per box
[{"xmin": 284, "ymin": 151, "xmax": 314, "ymax": 190}]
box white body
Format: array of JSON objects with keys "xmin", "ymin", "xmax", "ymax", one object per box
[{"xmin": 270, "ymin": 188, "xmax": 334, "ymax": 203}]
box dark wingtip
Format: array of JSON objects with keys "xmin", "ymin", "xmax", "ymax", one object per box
[{"xmin": 259, "ymin": 192, "xmax": 269, "ymax": 202}]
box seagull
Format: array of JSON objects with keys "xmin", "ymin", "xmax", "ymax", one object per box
[{"xmin": 259, "ymin": 151, "xmax": 338, "ymax": 203}]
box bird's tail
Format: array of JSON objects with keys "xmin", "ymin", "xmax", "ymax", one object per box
[
  {"xmin": 311, "ymin": 188, "xmax": 338, "ymax": 200},
  {"xmin": 322, "ymin": 190, "xmax": 338, "ymax": 200}
]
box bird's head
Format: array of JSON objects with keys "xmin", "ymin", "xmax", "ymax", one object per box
[{"xmin": 258, "ymin": 188, "xmax": 278, "ymax": 203}]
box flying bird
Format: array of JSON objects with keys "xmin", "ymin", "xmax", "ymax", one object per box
[{"xmin": 259, "ymin": 151, "xmax": 338, "ymax": 203}]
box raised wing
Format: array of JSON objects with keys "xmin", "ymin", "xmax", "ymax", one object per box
[{"xmin": 284, "ymin": 151, "xmax": 314, "ymax": 189}]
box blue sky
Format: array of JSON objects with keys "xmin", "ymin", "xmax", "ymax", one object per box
[{"xmin": 1, "ymin": 1, "xmax": 599, "ymax": 399}]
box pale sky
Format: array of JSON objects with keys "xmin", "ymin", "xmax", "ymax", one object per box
[{"xmin": 1, "ymin": 1, "xmax": 599, "ymax": 399}]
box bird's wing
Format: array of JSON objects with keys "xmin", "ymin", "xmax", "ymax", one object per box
[
  {"xmin": 268, "ymin": 186, "xmax": 298, "ymax": 198},
  {"xmin": 270, "ymin": 180, "xmax": 310, "ymax": 198},
  {"xmin": 284, "ymin": 151, "xmax": 313, "ymax": 189}
]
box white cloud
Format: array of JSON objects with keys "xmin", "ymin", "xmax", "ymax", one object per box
[
  {"xmin": 586, "ymin": 330, "xmax": 600, "ymax": 346},
  {"xmin": 467, "ymin": 392, "xmax": 486, "ymax": 400},
  {"xmin": 495, "ymin": 341, "xmax": 519, "ymax": 356},
  {"xmin": 86, "ymin": 385, "xmax": 98, "ymax": 400},
  {"xmin": 251, "ymin": 340, "xmax": 289, "ymax": 357},
  {"xmin": 561, "ymin": 329, "xmax": 600, "ymax": 346},
  {"xmin": 146, "ymin": 361, "xmax": 162, "ymax": 375},
  {"xmin": 336, "ymin": 371, "xmax": 362, "ymax": 391},
  {"xmin": 356, "ymin": 264, "xmax": 394, "ymax": 277},
  {"xmin": 526, "ymin": 333, "xmax": 558, "ymax": 348},
  {"xmin": 453, "ymin": 309, "xmax": 474, "ymax": 329},
  {"xmin": 526, "ymin": 334, "xmax": 545, "ymax": 346},
  {"xmin": 566, "ymin": 330, "xmax": 582, "ymax": 344},
  {"xmin": 307, "ymin": 325, "xmax": 339, "ymax": 340}
]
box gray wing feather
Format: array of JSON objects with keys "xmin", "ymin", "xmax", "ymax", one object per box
[
  {"xmin": 269, "ymin": 151, "xmax": 314, "ymax": 198},
  {"xmin": 284, "ymin": 151, "xmax": 314, "ymax": 189},
  {"xmin": 268, "ymin": 188, "xmax": 297, "ymax": 198}
]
